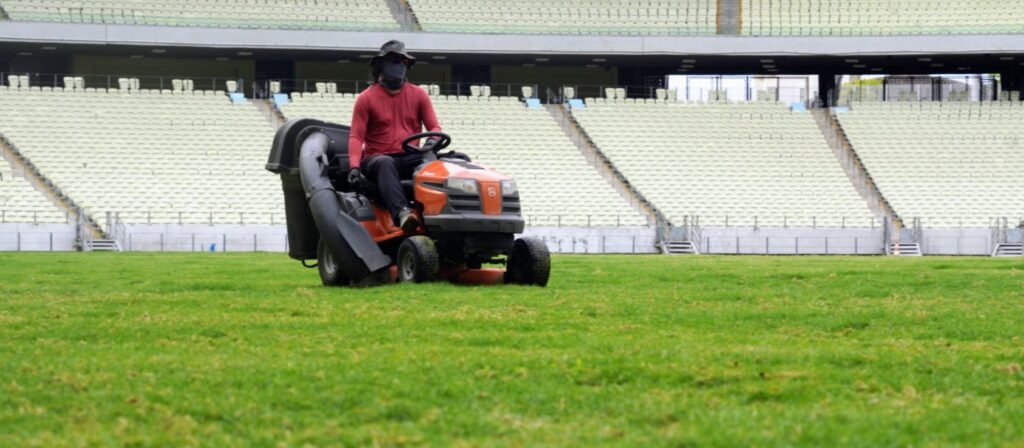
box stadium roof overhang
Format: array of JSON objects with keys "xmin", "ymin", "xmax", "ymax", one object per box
[{"xmin": 1, "ymin": 22, "xmax": 1023, "ymax": 75}]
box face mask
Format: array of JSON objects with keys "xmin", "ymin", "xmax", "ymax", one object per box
[{"xmin": 381, "ymin": 61, "xmax": 407, "ymax": 90}]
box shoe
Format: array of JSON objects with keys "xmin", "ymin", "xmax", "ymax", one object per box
[{"xmin": 398, "ymin": 208, "xmax": 420, "ymax": 233}]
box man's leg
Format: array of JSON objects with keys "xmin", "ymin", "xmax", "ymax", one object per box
[
  {"xmin": 396, "ymin": 152, "xmax": 425, "ymax": 179},
  {"xmin": 361, "ymin": 155, "xmax": 407, "ymax": 219}
]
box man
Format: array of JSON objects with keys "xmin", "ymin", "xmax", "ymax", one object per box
[{"xmin": 347, "ymin": 40, "xmax": 442, "ymax": 233}]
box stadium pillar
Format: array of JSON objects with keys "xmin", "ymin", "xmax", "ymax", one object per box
[{"xmin": 818, "ymin": 74, "xmax": 838, "ymax": 107}]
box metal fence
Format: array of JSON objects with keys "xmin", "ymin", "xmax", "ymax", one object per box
[{"xmin": 667, "ymin": 216, "xmax": 885, "ymax": 229}]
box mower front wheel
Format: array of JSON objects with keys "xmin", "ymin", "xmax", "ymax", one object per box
[
  {"xmin": 317, "ymin": 237, "xmax": 350, "ymax": 286},
  {"xmin": 505, "ymin": 236, "xmax": 551, "ymax": 287},
  {"xmin": 397, "ymin": 236, "xmax": 439, "ymax": 283}
]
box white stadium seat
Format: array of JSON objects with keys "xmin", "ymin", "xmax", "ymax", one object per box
[
  {"xmin": 572, "ymin": 100, "xmax": 876, "ymax": 227},
  {"xmin": 837, "ymin": 101, "xmax": 1024, "ymax": 227},
  {"xmin": 0, "ymin": 85, "xmax": 280, "ymax": 227}
]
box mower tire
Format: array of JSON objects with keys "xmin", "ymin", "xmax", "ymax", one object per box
[
  {"xmin": 397, "ymin": 236, "xmax": 439, "ymax": 283},
  {"xmin": 505, "ymin": 236, "xmax": 550, "ymax": 287},
  {"xmin": 317, "ymin": 237, "xmax": 350, "ymax": 286}
]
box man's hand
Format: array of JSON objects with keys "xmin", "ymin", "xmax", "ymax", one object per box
[
  {"xmin": 421, "ymin": 137, "xmax": 439, "ymax": 153},
  {"xmin": 347, "ymin": 168, "xmax": 363, "ymax": 185}
]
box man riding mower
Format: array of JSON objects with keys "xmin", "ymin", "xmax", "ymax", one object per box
[{"xmin": 266, "ymin": 122, "xmax": 550, "ymax": 287}]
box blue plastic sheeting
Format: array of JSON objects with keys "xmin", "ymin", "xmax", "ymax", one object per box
[
  {"xmin": 790, "ymin": 102, "xmax": 807, "ymax": 112},
  {"xmin": 273, "ymin": 93, "xmax": 290, "ymax": 107},
  {"xmin": 568, "ymin": 99, "xmax": 585, "ymax": 109},
  {"xmin": 229, "ymin": 92, "xmax": 247, "ymax": 104},
  {"xmin": 525, "ymin": 98, "xmax": 543, "ymax": 109}
]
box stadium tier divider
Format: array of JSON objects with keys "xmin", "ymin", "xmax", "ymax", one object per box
[{"xmin": 279, "ymin": 84, "xmax": 649, "ymax": 227}]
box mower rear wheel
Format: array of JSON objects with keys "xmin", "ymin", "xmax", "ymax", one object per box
[
  {"xmin": 397, "ymin": 236, "xmax": 439, "ymax": 283},
  {"xmin": 505, "ymin": 236, "xmax": 551, "ymax": 287},
  {"xmin": 317, "ymin": 237, "xmax": 350, "ymax": 286}
]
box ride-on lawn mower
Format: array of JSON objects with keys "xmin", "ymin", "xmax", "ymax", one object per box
[{"xmin": 266, "ymin": 118, "xmax": 550, "ymax": 287}]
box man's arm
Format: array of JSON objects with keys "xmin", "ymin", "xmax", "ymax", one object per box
[{"xmin": 348, "ymin": 95, "xmax": 369, "ymax": 169}]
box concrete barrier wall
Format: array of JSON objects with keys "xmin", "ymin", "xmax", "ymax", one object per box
[
  {"xmin": 122, "ymin": 224, "xmax": 288, "ymax": 252},
  {"xmin": 0, "ymin": 223, "xmax": 77, "ymax": 251},
  {"xmin": 921, "ymin": 228, "xmax": 993, "ymax": 256},
  {"xmin": 700, "ymin": 227, "xmax": 886, "ymax": 255},
  {"xmin": 0, "ymin": 223, "xmax": 1002, "ymax": 256},
  {"xmin": 521, "ymin": 226, "xmax": 658, "ymax": 254}
]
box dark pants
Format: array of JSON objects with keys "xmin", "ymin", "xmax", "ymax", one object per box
[{"xmin": 361, "ymin": 152, "xmax": 424, "ymax": 219}]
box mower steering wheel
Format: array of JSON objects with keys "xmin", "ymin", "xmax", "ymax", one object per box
[{"xmin": 402, "ymin": 132, "xmax": 451, "ymax": 155}]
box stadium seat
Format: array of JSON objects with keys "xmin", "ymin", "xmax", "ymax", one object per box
[
  {"xmin": 837, "ymin": 101, "xmax": 1024, "ymax": 227},
  {"xmin": 571, "ymin": 100, "xmax": 876, "ymax": 227},
  {"xmin": 407, "ymin": 0, "xmax": 717, "ymax": 35},
  {"xmin": 742, "ymin": 0, "xmax": 1024, "ymax": 36},
  {"xmin": 0, "ymin": 167, "xmax": 66, "ymax": 224},
  {"xmin": 0, "ymin": 83, "xmax": 281, "ymax": 227},
  {"xmin": 1, "ymin": 0, "xmax": 401, "ymax": 32}
]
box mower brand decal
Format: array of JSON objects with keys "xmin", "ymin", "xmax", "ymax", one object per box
[{"xmin": 487, "ymin": 186, "xmax": 497, "ymax": 198}]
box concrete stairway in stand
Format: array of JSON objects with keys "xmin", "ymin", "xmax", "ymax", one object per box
[
  {"xmin": 717, "ymin": 0, "xmax": 741, "ymax": 34},
  {"xmin": 385, "ymin": 0, "xmax": 422, "ymax": 31}
]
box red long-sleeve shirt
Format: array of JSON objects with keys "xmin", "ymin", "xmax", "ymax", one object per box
[{"xmin": 347, "ymin": 82, "xmax": 442, "ymax": 169}]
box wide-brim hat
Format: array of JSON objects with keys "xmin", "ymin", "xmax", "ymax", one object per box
[{"xmin": 369, "ymin": 40, "xmax": 416, "ymax": 67}]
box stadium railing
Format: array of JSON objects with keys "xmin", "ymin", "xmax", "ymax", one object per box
[
  {"xmin": 0, "ymin": 72, "xmax": 243, "ymax": 94},
  {"xmin": 0, "ymin": 209, "xmax": 73, "ymax": 224},
  {"xmin": 555, "ymin": 76, "xmax": 815, "ymax": 105},
  {"xmin": 252, "ymin": 78, "xmax": 541, "ymax": 100},
  {"xmin": 836, "ymin": 75, "xmax": 1007, "ymax": 105}
]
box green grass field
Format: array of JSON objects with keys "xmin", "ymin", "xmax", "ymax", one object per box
[{"xmin": 1, "ymin": 253, "xmax": 1023, "ymax": 447}]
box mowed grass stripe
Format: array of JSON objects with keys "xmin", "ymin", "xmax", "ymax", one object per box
[{"xmin": 1, "ymin": 254, "xmax": 1022, "ymax": 446}]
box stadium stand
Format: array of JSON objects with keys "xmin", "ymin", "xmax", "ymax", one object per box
[
  {"xmin": 406, "ymin": 0, "xmax": 717, "ymax": 35},
  {"xmin": 836, "ymin": 101, "xmax": 1024, "ymax": 227},
  {"xmin": 280, "ymin": 85, "xmax": 649, "ymax": 226},
  {"xmin": 0, "ymin": 163, "xmax": 66, "ymax": 224},
  {"xmin": 571, "ymin": 99, "xmax": 875, "ymax": 227},
  {"xmin": 0, "ymin": 82, "xmax": 281, "ymax": 227},
  {"xmin": 742, "ymin": 0, "xmax": 1024, "ymax": 36},
  {"xmin": 0, "ymin": 0, "xmax": 400, "ymax": 30}
]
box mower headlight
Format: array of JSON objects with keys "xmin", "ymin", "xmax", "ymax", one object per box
[
  {"xmin": 446, "ymin": 177, "xmax": 479, "ymax": 195},
  {"xmin": 500, "ymin": 180, "xmax": 518, "ymax": 196}
]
